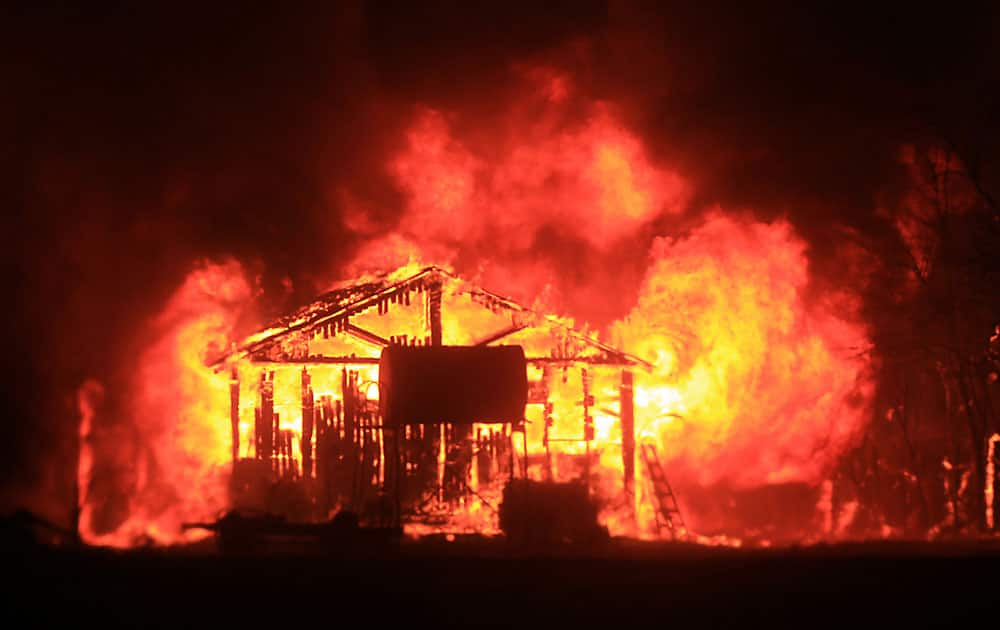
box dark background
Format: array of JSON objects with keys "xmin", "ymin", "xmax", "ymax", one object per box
[{"xmin": 3, "ymin": 1, "xmax": 998, "ymax": 526}]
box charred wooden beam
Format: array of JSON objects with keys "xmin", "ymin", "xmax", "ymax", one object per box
[
  {"xmin": 254, "ymin": 408, "xmax": 261, "ymax": 460},
  {"xmin": 543, "ymin": 402, "xmax": 554, "ymax": 481},
  {"xmin": 273, "ymin": 411, "xmax": 281, "ymax": 474},
  {"xmin": 621, "ymin": 370, "xmax": 636, "ymax": 511},
  {"xmin": 212, "ymin": 264, "xmax": 653, "ymax": 373},
  {"xmin": 302, "ymin": 367, "xmax": 314, "ymax": 479},
  {"xmin": 526, "ymin": 356, "xmax": 641, "ymax": 367},
  {"xmin": 345, "ymin": 323, "xmax": 391, "ymax": 348},
  {"xmin": 230, "ymin": 368, "xmax": 240, "ymax": 464},
  {"xmin": 317, "ymin": 396, "xmax": 336, "ymax": 517},
  {"xmin": 383, "ymin": 425, "xmax": 401, "ymax": 528},
  {"xmin": 215, "ymin": 266, "xmax": 445, "ymax": 365},
  {"xmin": 250, "ymin": 356, "xmax": 381, "ymax": 365},
  {"xmin": 475, "ymin": 427, "xmax": 492, "ymax": 486},
  {"xmin": 473, "ymin": 323, "xmax": 527, "ymax": 346},
  {"xmin": 259, "ymin": 372, "xmax": 275, "ymax": 462},
  {"xmin": 342, "ymin": 369, "xmax": 356, "ymax": 448},
  {"xmin": 428, "ymin": 279, "xmax": 442, "ymax": 346}
]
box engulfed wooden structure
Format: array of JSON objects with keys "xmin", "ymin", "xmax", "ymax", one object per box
[{"xmin": 210, "ymin": 266, "xmax": 649, "ymax": 528}]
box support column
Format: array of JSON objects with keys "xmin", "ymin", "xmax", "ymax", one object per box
[
  {"xmin": 582, "ymin": 368, "xmax": 594, "ymax": 493},
  {"xmin": 428, "ymin": 278, "xmax": 442, "ymax": 347},
  {"xmin": 230, "ymin": 367, "xmax": 240, "ymax": 464},
  {"xmin": 543, "ymin": 402, "xmax": 553, "ymax": 481},
  {"xmin": 385, "ymin": 425, "xmax": 401, "ymax": 528},
  {"xmin": 342, "ymin": 369, "xmax": 355, "ymax": 446},
  {"xmin": 427, "ymin": 276, "xmax": 445, "ymax": 501},
  {"xmin": 301, "ymin": 367, "xmax": 314, "ymax": 479},
  {"xmin": 621, "ymin": 370, "xmax": 636, "ymax": 515},
  {"xmin": 259, "ymin": 371, "xmax": 274, "ymax": 464}
]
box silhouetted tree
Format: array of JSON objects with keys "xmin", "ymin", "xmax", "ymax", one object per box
[{"xmin": 856, "ymin": 139, "xmax": 1000, "ymax": 534}]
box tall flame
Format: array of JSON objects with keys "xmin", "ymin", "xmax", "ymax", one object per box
[
  {"xmin": 78, "ymin": 260, "xmax": 251, "ymax": 547},
  {"xmin": 76, "ymin": 65, "xmax": 875, "ymax": 546},
  {"xmin": 614, "ymin": 213, "xmax": 872, "ymax": 490}
]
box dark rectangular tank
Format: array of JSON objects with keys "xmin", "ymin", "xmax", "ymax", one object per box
[{"xmin": 379, "ymin": 345, "xmax": 527, "ymax": 425}]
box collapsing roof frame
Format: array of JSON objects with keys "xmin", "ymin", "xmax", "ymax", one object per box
[
  {"xmin": 209, "ymin": 265, "xmax": 652, "ymax": 370},
  {"xmin": 205, "ymin": 265, "xmax": 653, "ymax": 530}
]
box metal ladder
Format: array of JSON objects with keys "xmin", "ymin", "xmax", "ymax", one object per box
[{"xmin": 640, "ymin": 441, "xmax": 686, "ymax": 539}]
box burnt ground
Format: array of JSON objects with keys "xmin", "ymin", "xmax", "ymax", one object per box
[{"xmin": 3, "ymin": 535, "xmax": 999, "ymax": 628}]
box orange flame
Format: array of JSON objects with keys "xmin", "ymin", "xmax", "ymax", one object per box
[
  {"xmin": 77, "ymin": 65, "xmax": 875, "ymax": 546},
  {"xmin": 615, "ymin": 213, "xmax": 872, "ymax": 490},
  {"xmin": 78, "ymin": 259, "xmax": 251, "ymax": 547}
]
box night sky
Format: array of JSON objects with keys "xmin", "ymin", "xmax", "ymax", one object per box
[{"xmin": 3, "ymin": 2, "xmax": 998, "ymax": 523}]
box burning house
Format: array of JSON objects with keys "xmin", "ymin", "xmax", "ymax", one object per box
[
  {"xmin": 76, "ymin": 212, "xmax": 879, "ymax": 549},
  {"xmin": 55, "ymin": 6, "xmax": 935, "ymax": 551},
  {"xmin": 8, "ymin": 6, "xmax": 1000, "ymax": 629},
  {"xmin": 208, "ymin": 265, "xmax": 659, "ymax": 539}
]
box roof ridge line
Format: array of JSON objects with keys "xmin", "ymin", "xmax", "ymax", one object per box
[{"xmin": 209, "ymin": 265, "xmax": 652, "ymax": 370}]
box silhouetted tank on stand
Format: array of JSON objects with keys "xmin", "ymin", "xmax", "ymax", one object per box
[
  {"xmin": 379, "ymin": 345, "xmax": 529, "ymax": 528},
  {"xmin": 378, "ymin": 345, "xmax": 528, "ymax": 426}
]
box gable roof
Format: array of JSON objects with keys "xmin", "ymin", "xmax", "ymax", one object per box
[{"xmin": 210, "ymin": 265, "xmax": 651, "ymax": 369}]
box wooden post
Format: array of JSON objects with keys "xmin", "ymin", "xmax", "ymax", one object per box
[
  {"xmin": 621, "ymin": 370, "xmax": 636, "ymax": 514},
  {"xmin": 230, "ymin": 368, "xmax": 240, "ymax": 463},
  {"xmin": 385, "ymin": 426, "xmax": 401, "ymax": 528},
  {"xmin": 273, "ymin": 411, "xmax": 281, "ymax": 475},
  {"xmin": 261, "ymin": 371, "xmax": 275, "ymax": 467},
  {"xmin": 317, "ymin": 396, "xmax": 334, "ymax": 517},
  {"xmin": 418, "ymin": 280, "xmax": 444, "ymax": 504},
  {"xmin": 521, "ymin": 426, "xmax": 529, "ymax": 479},
  {"xmin": 543, "ymin": 402, "xmax": 553, "ymax": 481},
  {"xmin": 301, "ymin": 367, "xmax": 314, "ymax": 479},
  {"xmin": 428, "ymin": 279, "xmax": 442, "ymax": 347},
  {"xmin": 254, "ymin": 407, "xmax": 261, "ymax": 459},
  {"xmin": 342, "ymin": 369, "xmax": 355, "ymax": 445},
  {"xmin": 507, "ymin": 424, "xmax": 516, "ymax": 480}
]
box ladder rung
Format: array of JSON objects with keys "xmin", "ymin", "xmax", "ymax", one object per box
[{"xmin": 641, "ymin": 440, "xmax": 686, "ymax": 538}]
